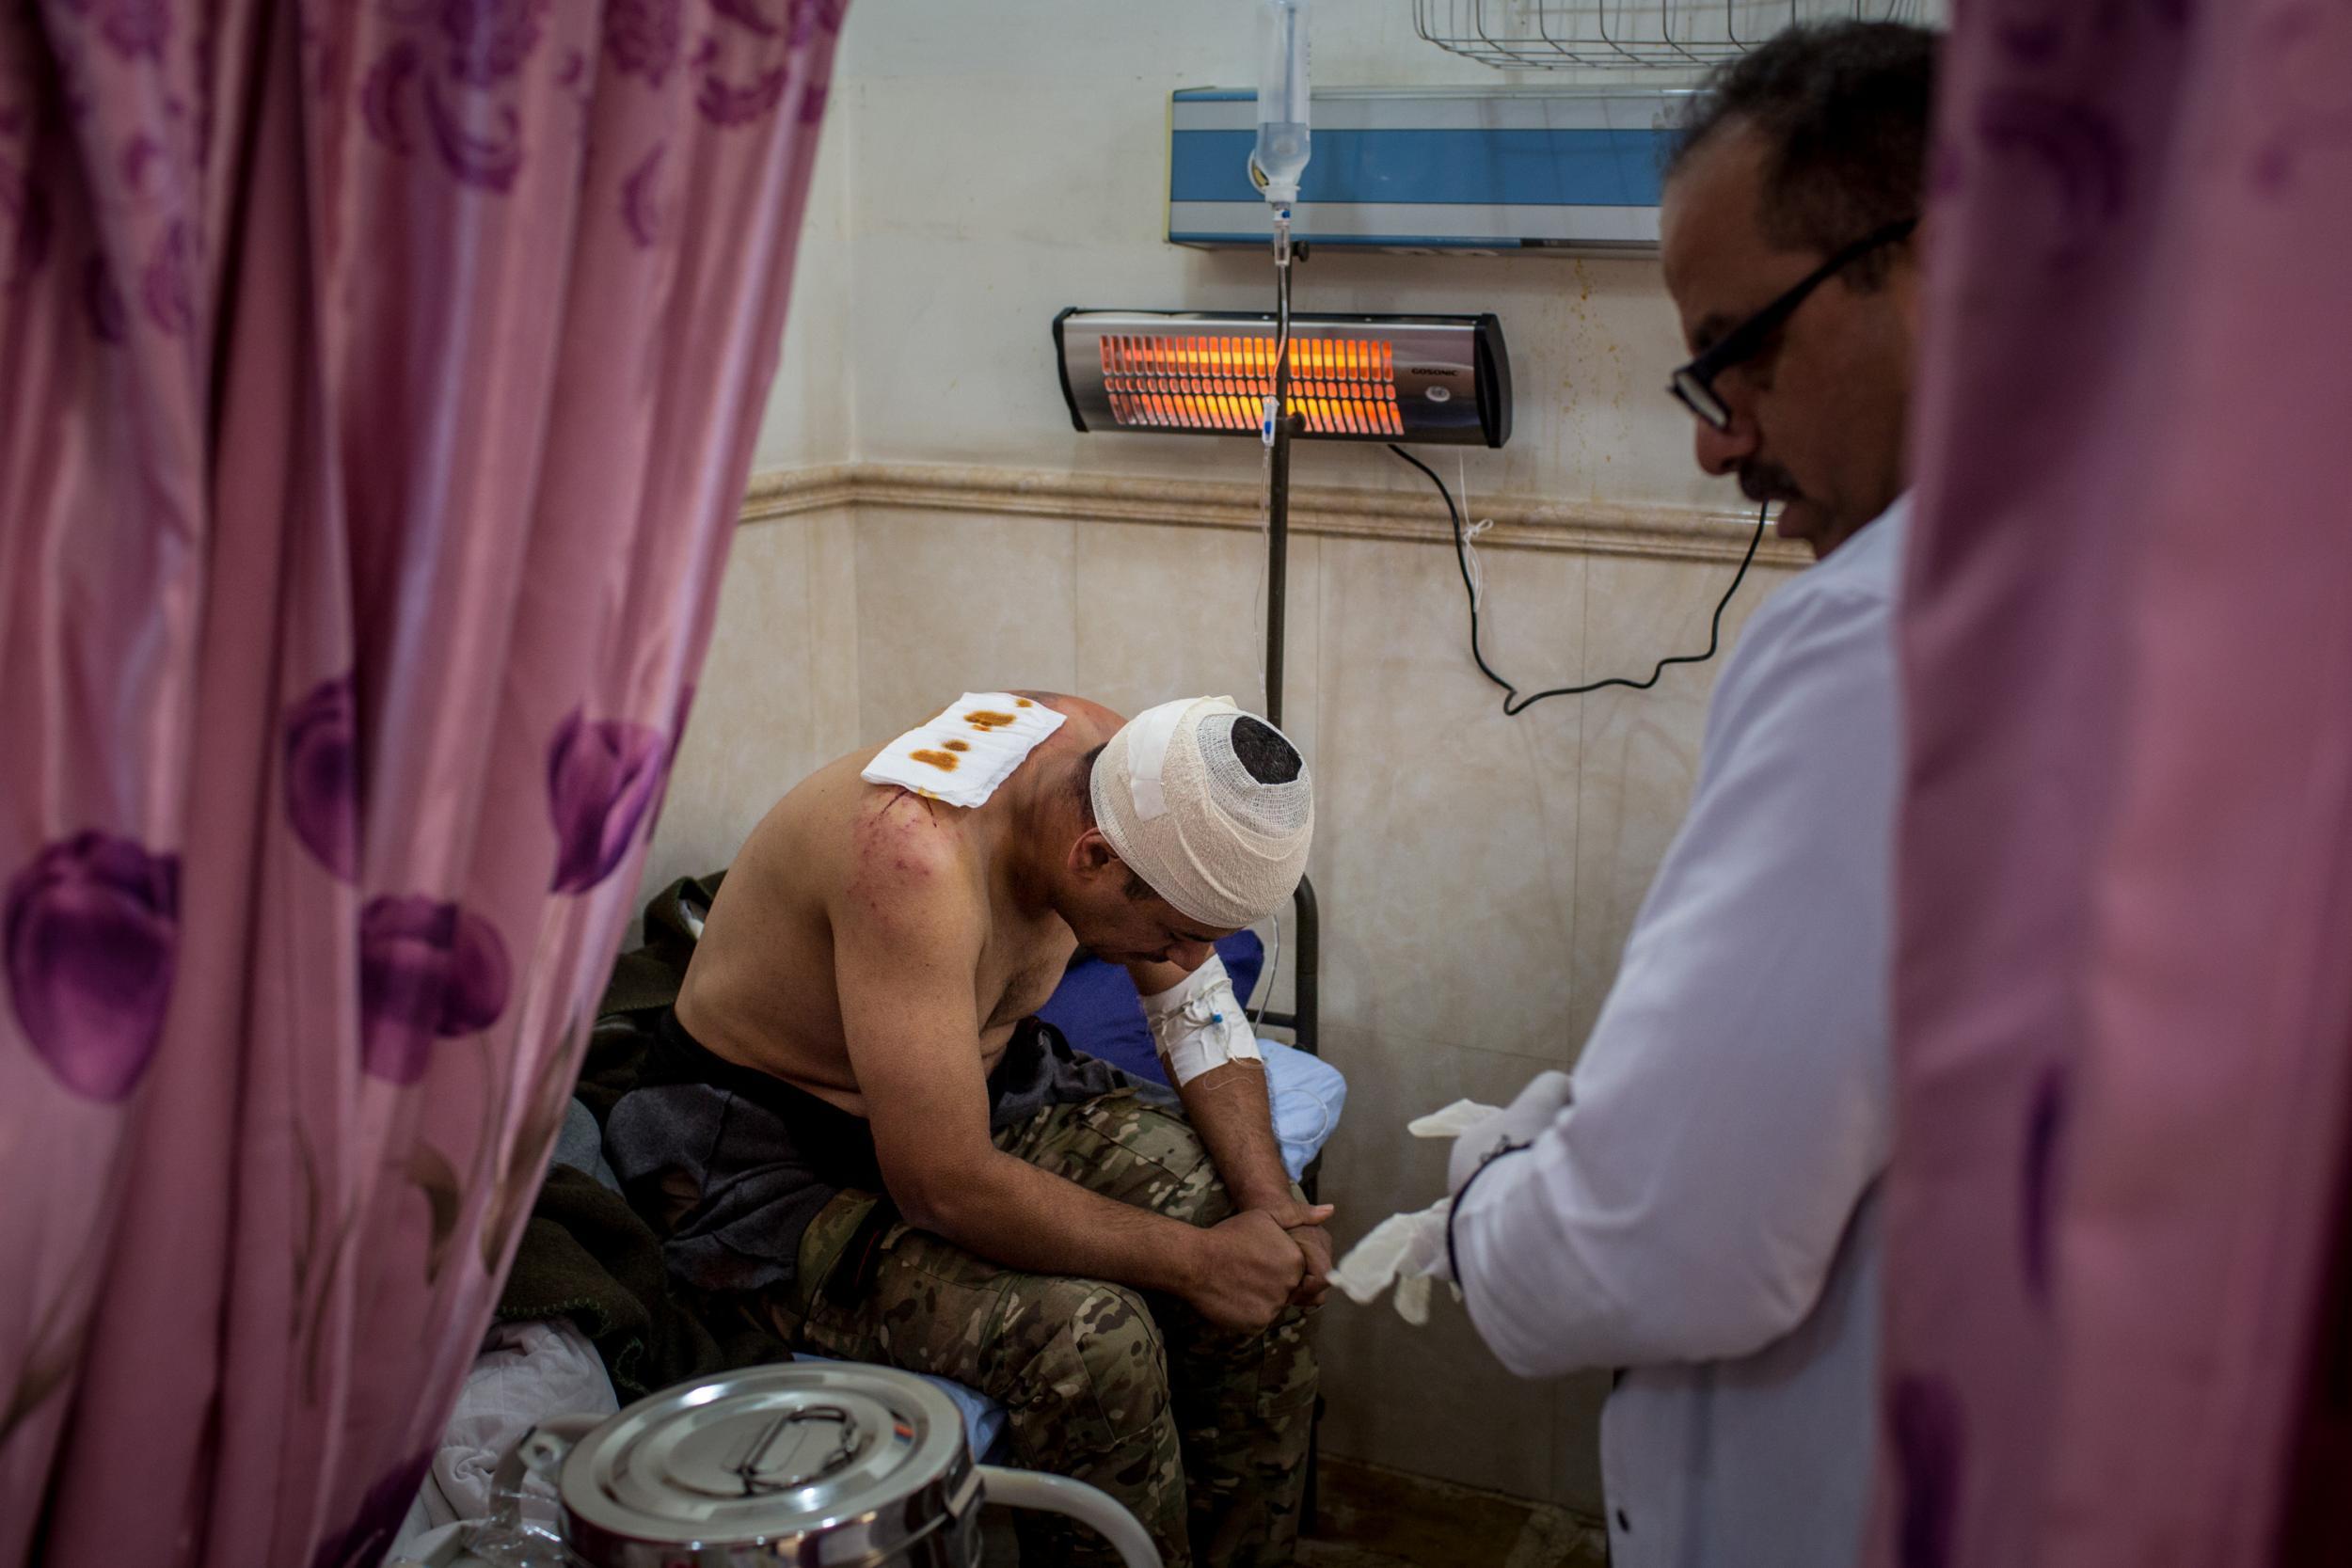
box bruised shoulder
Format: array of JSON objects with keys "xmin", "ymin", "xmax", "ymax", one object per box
[{"xmin": 836, "ymin": 788, "xmax": 987, "ymax": 950}]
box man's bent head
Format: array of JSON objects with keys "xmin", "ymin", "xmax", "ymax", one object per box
[
  {"xmin": 1059, "ymin": 699, "xmax": 1314, "ymax": 965},
  {"xmin": 1660, "ymin": 21, "xmax": 1938, "ymax": 558}
]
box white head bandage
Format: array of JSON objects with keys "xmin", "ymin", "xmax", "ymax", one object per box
[{"xmin": 1088, "ymin": 696, "xmax": 1314, "ymax": 929}]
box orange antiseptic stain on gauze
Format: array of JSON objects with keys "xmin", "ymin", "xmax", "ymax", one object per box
[
  {"xmin": 945, "ymin": 739, "xmax": 971, "ymax": 752},
  {"xmin": 964, "ymin": 710, "xmax": 1018, "ymax": 730},
  {"xmin": 911, "ymin": 750, "xmax": 960, "ymax": 771},
  {"xmin": 1016, "ymin": 699, "xmax": 1034, "ymax": 707}
]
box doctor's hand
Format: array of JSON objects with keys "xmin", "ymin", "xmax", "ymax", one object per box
[{"xmin": 1447, "ymin": 1070, "xmax": 1572, "ymax": 1195}]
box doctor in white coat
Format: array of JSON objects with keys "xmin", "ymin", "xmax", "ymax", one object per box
[{"xmin": 1446, "ymin": 23, "xmax": 1940, "ymax": 1568}]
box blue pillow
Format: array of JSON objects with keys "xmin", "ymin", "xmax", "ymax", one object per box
[{"xmin": 1034, "ymin": 933, "xmax": 1264, "ymax": 1085}]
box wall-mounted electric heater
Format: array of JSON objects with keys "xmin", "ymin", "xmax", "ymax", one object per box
[{"xmin": 1054, "ymin": 309, "xmax": 1511, "ymax": 448}]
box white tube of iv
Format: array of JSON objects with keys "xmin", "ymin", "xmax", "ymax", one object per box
[
  {"xmin": 1249, "ymin": 0, "xmax": 1311, "ymax": 211},
  {"xmin": 1251, "ymin": 0, "xmax": 1310, "ymax": 453}
]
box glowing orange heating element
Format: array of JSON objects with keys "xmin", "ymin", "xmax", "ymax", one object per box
[{"xmin": 1098, "ymin": 332, "xmax": 1406, "ymax": 438}]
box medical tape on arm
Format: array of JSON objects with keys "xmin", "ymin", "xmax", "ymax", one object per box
[{"xmin": 1139, "ymin": 953, "xmax": 1263, "ymax": 1086}]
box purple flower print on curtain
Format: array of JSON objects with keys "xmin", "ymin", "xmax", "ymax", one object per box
[
  {"xmin": 358, "ymin": 896, "xmax": 511, "ymax": 1084},
  {"xmin": 621, "ymin": 142, "xmax": 668, "ymax": 247},
  {"xmin": 696, "ymin": 64, "xmax": 787, "ymax": 127},
  {"xmin": 547, "ymin": 710, "xmax": 666, "ymax": 894},
  {"xmin": 284, "ymin": 673, "xmax": 360, "ymax": 881},
  {"xmin": 306, "ymin": 1449, "xmax": 435, "ymax": 1568},
  {"xmin": 437, "ymin": 0, "xmax": 548, "ymax": 87},
  {"xmin": 96, "ymin": 0, "xmax": 170, "ymax": 63},
  {"xmin": 606, "ymin": 0, "xmax": 682, "ymax": 86},
  {"xmin": 4, "ymin": 833, "xmax": 180, "ymax": 1102},
  {"xmin": 1890, "ymin": 1375, "xmax": 1963, "ymax": 1568},
  {"xmin": 2019, "ymin": 1063, "xmax": 2068, "ymax": 1304},
  {"xmin": 709, "ymin": 0, "xmax": 781, "ymax": 39}
]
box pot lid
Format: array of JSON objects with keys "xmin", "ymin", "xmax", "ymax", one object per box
[{"xmin": 559, "ymin": 1362, "xmax": 974, "ymax": 1556}]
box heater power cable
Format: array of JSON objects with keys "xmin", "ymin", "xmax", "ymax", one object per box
[{"xmin": 1389, "ymin": 443, "xmax": 1768, "ymax": 716}]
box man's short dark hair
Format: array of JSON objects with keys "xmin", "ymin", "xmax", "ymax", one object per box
[
  {"xmin": 1075, "ymin": 742, "xmax": 1107, "ymax": 819},
  {"xmin": 1667, "ymin": 21, "xmax": 1938, "ymax": 287}
]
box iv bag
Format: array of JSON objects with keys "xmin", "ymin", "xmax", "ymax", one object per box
[{"xmin": 1250, "ymin": 0, "xmax": 1311, "ymax": 206}]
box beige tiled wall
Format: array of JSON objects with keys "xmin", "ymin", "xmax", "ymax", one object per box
[
  {"xmin": 648, "ymin": 480, "xmax": 1800, "ymax": 1514},
  {"xmin": 852, "ymin": 508, "xmax": 1081, "ymax": 737},
  {"xmin": 637, "ymin": 505, "xmax": 863, "ymax": 902}
]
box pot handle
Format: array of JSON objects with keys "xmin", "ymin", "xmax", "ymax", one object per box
[
  {"xmin": 469, "ymin": 1413, "xmax": 610, "ymax": 1568},
  {"xmin": 976, "ymin": 1465, "xmax": 1163, "ymax": 1568}
]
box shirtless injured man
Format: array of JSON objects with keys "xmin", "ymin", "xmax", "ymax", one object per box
[{"xmin": 606, "ymin": 691, "xmax": 1324, "ymax": 1568}]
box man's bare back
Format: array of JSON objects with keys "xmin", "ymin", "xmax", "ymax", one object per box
[{"xmin": 675, "ymin": 691, "xmax": 1124, "ymax": 1117}]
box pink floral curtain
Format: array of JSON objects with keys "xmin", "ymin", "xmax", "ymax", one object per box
[
  {"xmin": 0, "ymin": 2, "xmax": 842, "ymax": 1563},
  {"xmin": 1872, "ymin": 2, "xmax": 2352, "ymax": 1564}
]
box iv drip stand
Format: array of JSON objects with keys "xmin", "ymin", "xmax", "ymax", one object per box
[
  {"xmin": 1257, "ymin": 219, "xmax": 1321, "ymax": 1101},
  {"xmin": 1265, "ymin": 309, "xmax": 1294, "ymax": 731}
]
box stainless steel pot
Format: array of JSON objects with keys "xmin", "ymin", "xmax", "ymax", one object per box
[{"xmin": 391, "ymin": 1362, "xmax": 1159, "ymax": 1568}]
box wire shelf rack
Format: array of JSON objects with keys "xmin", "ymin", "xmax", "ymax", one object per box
[{"xmin": 1412, "ymin": 0, "xmax": 1931, "ymax": 71}]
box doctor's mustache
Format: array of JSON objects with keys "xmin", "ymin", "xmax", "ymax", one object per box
[{"xmin": 1740, "ymin": 463, "xmax": 1804, "ymax": 505}]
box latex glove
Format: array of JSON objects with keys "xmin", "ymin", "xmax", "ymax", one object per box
[
  {"xmin": 1406, "ymin": 1099, "xmax": 1501, "ymax": 1139},
  {"xmin": 1329, "ymin": 1200, "xmax": 1454, "ymax": 1325},
  {"xmin": 1328, "ymin": 1085, "xmax": 1569, "ymax": 1329},
  {"xmin": 1447, "ymin": 1070, "xmax": 1572, "ymax": 1195}
]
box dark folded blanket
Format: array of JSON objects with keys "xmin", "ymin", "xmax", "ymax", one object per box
[{"xmin": 496, "ymin": 1164, "xmax": 789, "ymax": 1405}]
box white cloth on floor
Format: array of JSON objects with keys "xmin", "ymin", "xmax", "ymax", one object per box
[{"xmin": 391, "ymin": 1319, "xmax": 618, "ymax": 1555}]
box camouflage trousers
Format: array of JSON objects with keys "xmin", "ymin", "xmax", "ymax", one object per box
[{"xmin": 774, "ymin": 1091, "xmax": 1318, "ymax": 1568}]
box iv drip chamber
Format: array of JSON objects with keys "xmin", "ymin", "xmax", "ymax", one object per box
[{"xmin": 1250, "ymin": 0, "xmax": 1311, "ymax": 207}]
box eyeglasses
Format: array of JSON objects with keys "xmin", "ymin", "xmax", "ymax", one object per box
[{"xmin": 1667, "ymin": 216, "xmax": 1919, "ymax": 432}]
